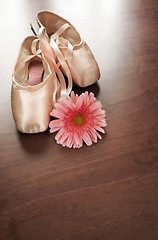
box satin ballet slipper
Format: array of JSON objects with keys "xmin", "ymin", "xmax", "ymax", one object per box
[
  {"xmin": 36, "ymin": 10, "xmax": 100, "ymax": 87},
  {"xmin": 11, "ymin": 36, "xmax": 57, "ymax": 133}
]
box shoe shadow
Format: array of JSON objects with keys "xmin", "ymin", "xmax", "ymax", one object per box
[
  {"xmin": 17, "ymin": 129, "xmax": 51, "ymax": 155},
  {"xmin": 72, "ymin": 82, "xmax": 100, "ymax": 97}
]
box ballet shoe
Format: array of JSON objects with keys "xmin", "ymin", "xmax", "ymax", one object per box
[
  {"xmin": 11, "ymin": 36, "xmax": 57, "ymax": 133},
  {"xmin": 37, "ymin": 10, "xmax": 100, "ymax": 87}
]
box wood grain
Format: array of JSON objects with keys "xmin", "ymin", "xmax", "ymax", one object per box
[{"xmin": 0, "ymin": 0, "xmax": 158, "ymax": 239}]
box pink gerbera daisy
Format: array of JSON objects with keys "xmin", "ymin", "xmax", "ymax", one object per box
[{"xmin": 49, "ymin": 91, "xmax": 107, "ymax": 148}]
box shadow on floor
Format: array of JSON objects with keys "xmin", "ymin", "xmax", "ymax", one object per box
[
  {"xmin": 72, "ymin": 82, "xmax": 100, "ymax": 97},
  {"xmin": 17, "ymin": 129, "xmax": 51, "ymax": 155}
]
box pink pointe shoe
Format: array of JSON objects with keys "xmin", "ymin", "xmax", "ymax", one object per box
[
  {"xmin": 11, "ymin": 36, "xmax": 59, "ymax": 133},
  {"xmin": 36, "ymin": 11, "xmax": 100, "ymax": 87}
]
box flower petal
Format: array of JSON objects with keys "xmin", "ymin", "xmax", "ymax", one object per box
[
  {"xmin": 54, "ymin": 102, "xmax": 69, "ymax": 114},
  {"xmin": 66, "ymin": 134, "xmax": 73, "ymax": 148},
  {"xmin": 55, "ymin": 128, "xmax": 65, "ymax": 141},
  {"xmin": 70, "ymin": 91, "xmax": 78, "ymax": 104},
  {"xmin": 89, "ymin": 100, "xmax": 102, "ymax": 112},
  {"xmin": 73, "ymin": 132, "xmax": 83, "ymax": 148},
  {"xmin": 50, "ymin": 127, "xmax": 60, "ymax": 133},
  {"xmin": 95, "ymin": 126, "xmax": 105, "ymax": 134},
  {"xmin": 49, "ymin": 119, "xmax": 63, "ymax": 128},
  {"xmin": 88, "ymin": 92, "xmax": 95, "ymax": 104},
  {"xmin": 82, "ymin": 131, "xmax": 92, "ymax": 146},
  {"xmin": 76, "ymin": 94, "xmax": 84, "ymax": 109},
  {"xmin": 59, "ymin": 131, "xmax": 69, "ymax": 145},
  {"xmin": 93, "ymin": 109, "xmax": 106, "ymax": 117},
  {"xmin": 51, "ymin": 109, "xmax": 65, "ymax": 119},
  {"xmin": 96, "ymin": 131, "xmax": 102, "ymax": 140},
  {"xmin": 88, "ymin": 129, "xmax": 98, "ymax": 143},
  {"xmin": 60, "ymin": 98, "xmax": 75, "ymax": 110}
]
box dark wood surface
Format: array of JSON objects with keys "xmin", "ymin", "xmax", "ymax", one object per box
[{"xmin": 0, "ymin": 0, "xmax": 158, "ymax": 239}]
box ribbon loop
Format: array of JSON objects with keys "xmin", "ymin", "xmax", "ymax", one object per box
[
  {"xmin": 31, "ymin": 39, "xmax": 42, "ymax": 56},
  {"xmin": 22, "ymin": 39, "xmax": 42, "ymax": 63},
  {"xmin": 52, "ymin": 23, "xmax": 70, "ymax": 40}
]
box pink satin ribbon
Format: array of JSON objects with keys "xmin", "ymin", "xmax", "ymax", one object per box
[{"xmin": 38, "ymin": 24, "xmax": 73, "ymax": 101}]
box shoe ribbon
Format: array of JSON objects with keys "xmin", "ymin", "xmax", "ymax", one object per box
[{"xmin": 37, "ymin": 23, "xmax": 73, "ymax": 102}]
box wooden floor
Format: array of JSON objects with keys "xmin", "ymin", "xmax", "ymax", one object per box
[{"xmin": 0, "ymin": 0, "xmax": 158, "ymax": 239}]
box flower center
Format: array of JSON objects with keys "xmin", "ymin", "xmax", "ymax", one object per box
[{"xmin": 74, "ymin": 115, "xmax": 83, "ymax": 125}]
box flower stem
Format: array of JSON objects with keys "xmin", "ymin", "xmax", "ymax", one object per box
[{"xmin": 30, "ymin": 23, "xmax": 38, "ymax": 36}]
